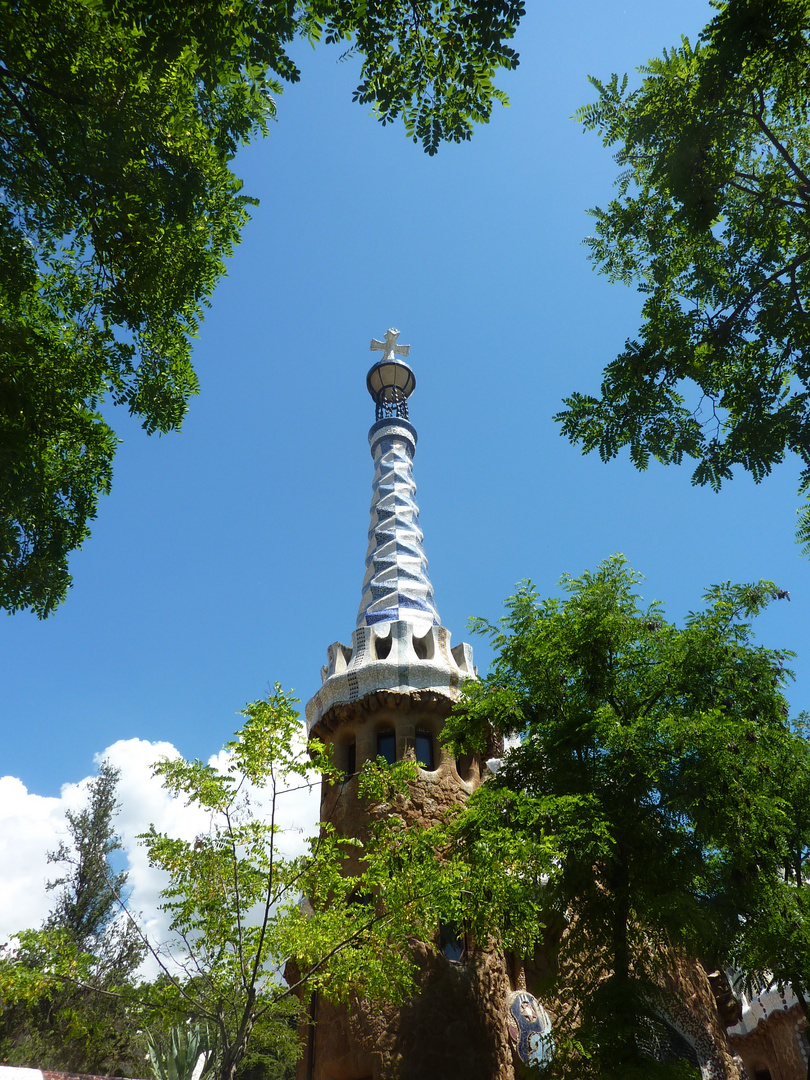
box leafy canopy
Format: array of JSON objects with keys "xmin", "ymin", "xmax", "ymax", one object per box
[
  {"xmin": 0, "ymin": 0, "xmax": 523, "ymax": 616},
  {"xmin": 444, "ymin": 556, "xmax": 809, "ymax": 1078},
  {"xmin": 557, "ymin": 0, "xmax": 810, "ymax": 552}
]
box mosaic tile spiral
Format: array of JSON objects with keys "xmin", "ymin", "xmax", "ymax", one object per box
[{"xmin": 356, "ymin": 421, "xmax": 440, "ymax": 634}]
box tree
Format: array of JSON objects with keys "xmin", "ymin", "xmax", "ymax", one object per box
[
  {"xmin": 443, "ymin": 557, "xmax": 810, "ymax": 1078},
  {"xmin": 46, "ymin": 760, "xmax": 133, "ymax": 949},
  {"xmin": 0, "ymin": 760, "xmax": 146, "ymax": 1073},
  {"xmin": 731, "ymin": 712, "xmax": 810, "ymax": 1014},
  {"xmin": 556, "ymin": 0, "xmax": 810, "ymax": 552},
  {"xmin": 135, "ymin": 687, "xmax": 458, "ymax": 1080},
  {"xmin": 0, "ymin": 0, "xmax": 524, "ymax": 617}
]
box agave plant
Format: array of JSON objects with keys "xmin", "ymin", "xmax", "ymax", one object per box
[{"xmin": 144, "ymin": 1021, "xmax": 216, "ymax": 1080}]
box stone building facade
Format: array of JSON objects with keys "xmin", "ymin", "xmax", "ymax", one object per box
[
  {"xmin": 294, "ymin": 330, "xmax": 806, "ymax": 1080},
  {"xmin": 727, "ymin": 990, "xmax": 809, "ymax": 1080}
]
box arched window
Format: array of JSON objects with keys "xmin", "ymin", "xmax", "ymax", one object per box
[
  {"xmin": 415, "ymin": 728, "xmax": 435, "ymax": 770},
  {"xmin": 377, "ymin": 729, "xmax": 396, "ymax": 764},
  {"xmin": 753, "ymin": 1069, "xmax": 773, "ymax": 1080},
  {"xmin": 346, "ymin": 741, "xmax": 356, "ymax": 777}
]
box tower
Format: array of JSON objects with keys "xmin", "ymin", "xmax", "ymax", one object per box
[
  {"xmin": 297, "ymin": 330, "xmax": 762, "ymax": 1080},
  {"xmin": 300, "ymin": 330, "xmax": 517, "ymax": 1080}
]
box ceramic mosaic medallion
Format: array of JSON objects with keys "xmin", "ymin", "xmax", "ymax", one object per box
[{"xmin": 506, "ymin": 990, "xmax": 554, "ymax": 1067}]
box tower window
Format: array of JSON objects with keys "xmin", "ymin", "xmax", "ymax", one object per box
[
  {"xmin": 377, "ymin": 729, "xmax": 396, "ymax": 764},
  {"xmin": 439, "ymin": 922, "xmax": 465, "ymax": 963},
  {"xmin": 346, "ymin": 741, "xmax": 356, "ymax": 776},
  {"xmin": 415, "ymin": 729, "xmax": 435, "ymax": 770}
]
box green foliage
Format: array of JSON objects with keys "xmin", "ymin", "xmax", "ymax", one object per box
[
  {"xmin": 0, "ymin": 761, "xmax": 146, "ymax": 1074},
  {"xmin": 304, "ymin": 0, "xmax": 524, "ymax": 153},
  {"xmin": 442, "ymin": 778, "xmax": 560, "ymax": 959},
  {"xmin": 444, "ymin": 556, "xmax": 809, "ymax": 1077},
  {"xmin": 558, "ymin": 0, "xmax": 810, "ymax": 550},
  {"xmin": 0, "ymin": 0, "xmax": 246, "ymax": 615},
  {"xmin": 138, "ymin": 686, "xmax": 457, "ymax": 1080},
  {"xmin": 0, "ymin": 0, "xmax": 523, "ymax": 616},
  {"xmin": 0, "ymin": 927, "xmax": 147, "ymax": 1074},
  {"xmin": 730, "ymin": 711, "xmax": 810, "ymax": 999}
]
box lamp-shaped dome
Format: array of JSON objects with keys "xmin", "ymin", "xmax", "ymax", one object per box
[
  {"xmin": 367, "ymin": 328, "xmax": 415, "ymax": 421},
  {"xmin": 366, "ymin": 357, "xmax": 416, "ymax": 405}
]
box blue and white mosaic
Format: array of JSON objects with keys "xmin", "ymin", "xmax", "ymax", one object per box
[
  {"xmin": 356, "ymin": 419, "xmax": 440, "ymax": 635},
  {"xmin": 506, "ymin": 990, "xmax": 554, "ymax": 1068},
  {"xmin": 305, "ymin": 359, "xmax": 476, "ymax": 733}
]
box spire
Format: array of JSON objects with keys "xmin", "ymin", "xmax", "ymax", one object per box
[
  {"xmin": 305, "ymin": 330, "xmax": 474, "ymax": 733},
  {"xmin": 357, "ymin": 329, "xmax": 440, "ymax": 635}
]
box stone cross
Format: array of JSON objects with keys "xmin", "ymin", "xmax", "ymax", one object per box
[{"xmin": 370, "ymin": 327, "xmax": 410, "ymax": 361}]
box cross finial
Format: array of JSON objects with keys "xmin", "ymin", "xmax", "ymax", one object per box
[{"xmin": 370, "ymin": 327, "xmax": 410, "ymax": 362}]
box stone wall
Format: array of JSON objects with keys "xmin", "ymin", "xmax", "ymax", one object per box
[
  {"xmin": 520, "ymin": 926, "xmax": 747, "ymax": 1079},
  {"xmin": 303, "ymin": 944, "xmax": 514, "ymax": 1080},
  {"xmin": 659, "ymin": 959, "xmax": 747, "ymax": 1079}
]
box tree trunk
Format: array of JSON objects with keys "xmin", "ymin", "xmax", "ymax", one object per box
[
  {"xmin": 216, "ymin": 1003, "xmax": 255, "ymax": 1080},
  {"xmin": 607, "ymin": 845, "xmax": 639, "ymax": 1072}
]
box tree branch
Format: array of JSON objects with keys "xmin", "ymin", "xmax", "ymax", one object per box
[
  {"xmin": 718, "ymin": 251, "xmax": 810, "ymax": 328},
  {"xmin": 223, "ymin": 805, "xmax": 247, "ymax": 990},
  {"xmin": 248, "ymin": 761, "xmax": 278, "ymax": 994},
  {"xmin": 750, "ymin": 93, "xmax": 810, "ymax": 191},
  {"xmin": 790, "ymin": 262, "xmax": 805, "ymax": 316},
  {"xmin": 728, "ymin": 177, "xmax": 807, "ymax": 211},
  {"xmin": 0, "ymin": 63, "xmax": 85, "ymax": 106}
]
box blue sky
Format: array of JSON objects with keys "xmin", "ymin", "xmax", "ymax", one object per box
[{"xmin": 3, "ymin": 0, "xmax": 808, "ymax": 818}]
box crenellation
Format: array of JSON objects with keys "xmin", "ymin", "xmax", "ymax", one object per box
[{"xmin": 307, "ymin": 620, "xmax": 475, "ymax": 732}]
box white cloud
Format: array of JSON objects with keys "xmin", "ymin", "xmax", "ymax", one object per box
[
  {"xmin": 0, "ymin": 728, "xmax": 321, "ymax": 975},
  {"xmin": 0, "ymin": 777, "xmax": 64, "ymax": 944}
]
